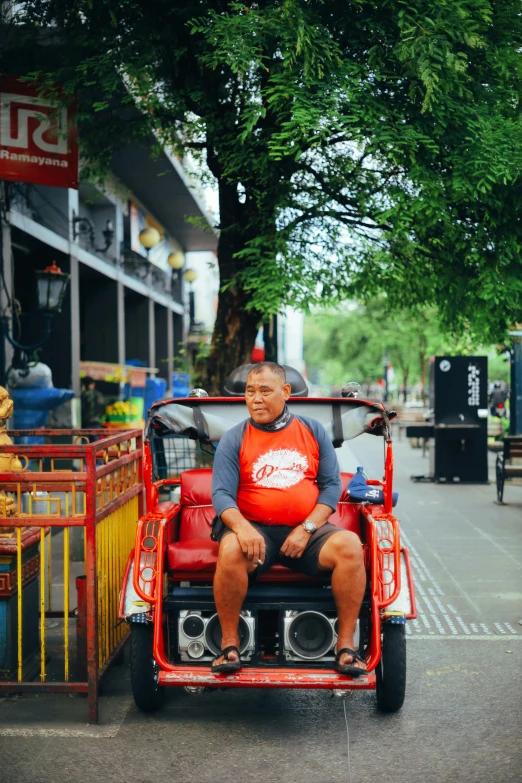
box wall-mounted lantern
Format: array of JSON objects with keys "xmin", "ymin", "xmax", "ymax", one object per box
[
  {"xmin": 35, "ymin": 262, "xmax": 71, "ymax": 313},
  {"xmin": 0, "ymin": 262, "xmax": 71, "ymax": 386}
]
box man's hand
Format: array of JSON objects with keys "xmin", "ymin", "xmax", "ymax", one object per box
[
  {"xmin": 280, "ymin": 525, "xmax": 312, "ymax": 559},
  {"xmin": 236, "ymin": 522, "xmax": 266, "ymax": 563}
]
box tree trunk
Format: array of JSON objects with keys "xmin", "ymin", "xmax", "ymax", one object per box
[
  {"xmin": 202, "ymin": 284, "xmax": 261, "ymax": 395},
  {"xmin": 402, "ymin": 368, "xmax": 409, "ymax": 403},
  {"xmin": 419, "ymin": 348, "xmax": 428, "ymax": 404},
  {"xmin": 198, "ymin": 177, "xmax": 263, "ymax": 395}
]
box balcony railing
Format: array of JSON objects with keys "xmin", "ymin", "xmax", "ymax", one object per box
[{"xmin": 122, "ymin": 253, "xmax": 175, "ymax": 298}]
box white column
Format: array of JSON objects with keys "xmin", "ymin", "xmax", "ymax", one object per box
[
  {"xmin": 69, "ymin": 256, "xmax": 81, "ymax": 396},
  {"xmin": 167, "ymin": 309, "xmax": 174, "ymax": 395},
  {"xmin": 1, "ymin": 202, "xmax": 14, "ymax": 377},
  {"xmin": 117, "ymin": 281, "xmax": 125, "ymax": 365},
  {"xmin": 148, "ymin": 298, "xmax": 155, "ymax": 369}
]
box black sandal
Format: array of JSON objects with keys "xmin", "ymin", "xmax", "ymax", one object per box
[
  {"xmin": 211, "ymin": 645, "xmax": 242, "ymax": 674},
  {"xmin": 334, "ymin": 647, "xmax": 368, "ymax": 677}
]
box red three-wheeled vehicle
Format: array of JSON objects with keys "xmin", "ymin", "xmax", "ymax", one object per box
[{"xmin": 119, "ymin": 393, "xmax": 416, "ymax": 712}]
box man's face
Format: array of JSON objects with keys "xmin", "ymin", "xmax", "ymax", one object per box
[{"xmin": 245, "ymin": 368, "xmax": 291, "ymax": 424}]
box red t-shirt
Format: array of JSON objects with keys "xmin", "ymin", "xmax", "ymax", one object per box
[{"xmin": 236, "ymin": 418, "xmax": 320, "ymax": 525}]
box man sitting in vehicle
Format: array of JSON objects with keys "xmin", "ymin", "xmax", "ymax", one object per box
[{"xmin": 211, "ymin": 362, "xmax": 367, "ymax": 676}]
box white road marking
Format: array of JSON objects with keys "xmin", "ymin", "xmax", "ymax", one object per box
[
  {"xmin": 0, "ymin": 697, "xmax": 133, "ymax": 738},
  {"xmin": 400, "ymin": 523, "xmax": 519, "ymax": 638},
  {"xmin": 408, "ymin": 635, "xmax": 522, "ymax": 641},
  {"xmin": 402, "ymin": 521, "xmax": 482, "ymax": 614},
  {"xmin": 0, "ymin": 726, "xmax": 123, "ymax": 738}
]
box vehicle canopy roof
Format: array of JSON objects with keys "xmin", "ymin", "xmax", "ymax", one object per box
[{"xmin": 147, "ymin": 397, "xmax": 395, "ymax": 446}]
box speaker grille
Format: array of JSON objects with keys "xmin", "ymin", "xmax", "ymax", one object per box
[
  {"xmin": 182, "ymin": 614, "xmax": 205, "ymax": 639},
  {"xmin": 287, "ymin": 611, "xmax": 334, "ymax": 660},
  {"xmin": 205, "ymin": 614, "xmax": 251, "ymax": 655}
]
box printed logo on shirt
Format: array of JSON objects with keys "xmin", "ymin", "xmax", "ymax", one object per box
[{"xmin": 252, "ymin": 448, "xmax": 308, "ymax": 489}]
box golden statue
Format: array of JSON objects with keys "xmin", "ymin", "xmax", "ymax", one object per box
[{"xmin": 0, "ymin": 385, "xmax": 22, "ymax": 521}]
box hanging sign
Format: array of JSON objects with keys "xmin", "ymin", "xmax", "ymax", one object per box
[{"xmin": 0, "ymin": 74, "xmax": 78, "ymax": 189}]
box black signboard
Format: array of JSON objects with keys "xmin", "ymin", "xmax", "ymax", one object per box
[{"xmin": 429, "ymin": 356, "xmax": 488, "ymax": 483}]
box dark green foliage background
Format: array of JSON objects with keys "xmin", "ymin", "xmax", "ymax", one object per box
[{"xmin": 2, "ymin": 1, "xmax": 522, "ymax": 385}]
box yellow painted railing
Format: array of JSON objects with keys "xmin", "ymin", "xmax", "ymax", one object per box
[
  {"xmin": 96, "ymin": 495, "xmax": 138, "ymax": 669},
  {"xmin": 0, "ymin": 428, "xmax": 143, "ymax": 724}
]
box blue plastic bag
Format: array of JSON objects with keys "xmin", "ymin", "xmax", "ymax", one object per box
[
  {"xmin": 10, "ymin": 388, "xmax": 75, "ymax": 444},
  {"xmin": 144, "ymin": 377, "xmax": 168, "ymax": 413},
  {"xmin": 347, "ymin": 466, "xmax": 398, "ymax": 507},
  {"xmin": 172, "ymin": 372, "xmax": 190, "ymax": 398}
]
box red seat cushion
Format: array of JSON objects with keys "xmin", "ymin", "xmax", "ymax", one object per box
[
  {"xmin": 167, "ymin": 539, "xmax": 321, "ymax": 582},
  {"xmin": 329, "ymin": 473, "xmax": 362, "ymax": 537},
  {"xmin": 168, "ymin": 539, "xmax": 219, "ymax": 571},
  {"xmin": 178, "ymin": 469, "xmax": 215, "ymax": 541},
  {"xmin": 167, "ymin": 469, "xmax": 364, "ymax": 577}
]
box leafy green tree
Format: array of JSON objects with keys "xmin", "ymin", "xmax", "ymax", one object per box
[
  {"xmin": 304, "ymin": 302, "xmax": 491, "ymax": 397},
  {"xmin": 3, "ymin": 1, "xmax": 522, "ymax": 392}
]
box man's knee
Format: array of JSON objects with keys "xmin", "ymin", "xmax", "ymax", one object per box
[
  {"xmin": 320, "ymin": 530, "xmax": 364, "ymax": 570},
  {"xmin": 217, "ymin": 533, "xmax": 249, "ymax": 570}
]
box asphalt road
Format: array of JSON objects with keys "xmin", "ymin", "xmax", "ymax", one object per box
[{"xmin": 1, "ymin": 436, "xmax": 521, "ymax": 783}]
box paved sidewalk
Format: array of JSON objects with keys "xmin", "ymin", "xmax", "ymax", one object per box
[{"xmin": 354, "ymin": 435, "xmax": 522, "ymax": 637}]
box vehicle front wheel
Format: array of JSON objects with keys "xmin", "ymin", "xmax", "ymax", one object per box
[
  {"xmin": 376, "ymin": 622, "xmax": 406, "ymax": 713},
  {"xmin": 130, "ymin": 623, "xmax": 165, "ymax": 712}
]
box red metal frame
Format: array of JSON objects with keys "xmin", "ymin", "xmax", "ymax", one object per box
[
  {"xmin": 402, "ymin": 546, "xmax": 418, "ymax": 621},
  {"xmin": 133, "ymin": 494, "xmax": 404, "ymax": 689}
]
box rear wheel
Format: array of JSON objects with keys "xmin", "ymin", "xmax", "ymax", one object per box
[
  {"xmin": 376, "ymin": 623, "xmax": 406, "ymax": 713},
  {"xmin": 130, "ymin": 623, "xmax": 165, "ymax": 712}
]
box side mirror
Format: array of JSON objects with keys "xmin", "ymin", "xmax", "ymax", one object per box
[{"xmin": 341, "ymin": 382, "xmax": 362, "ymax": 398}]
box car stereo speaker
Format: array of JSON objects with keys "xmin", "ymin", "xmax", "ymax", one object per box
[
  {"xmin": 178, "ymin": 611, "xmax": 255, "ymax": 662},
  {"xmin": 205, "ymin": 613, "xmax": 252, "ymax": 656},
  {"xmin": 182, "ymin": 614, "xmax": 205, "ymax": 640},
  {"xmin": 284, "ymin": 610, "xmax": 335, "ymax": 661}
]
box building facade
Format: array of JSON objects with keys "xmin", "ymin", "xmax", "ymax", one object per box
[{"xmin": 0, "ymin": 136, "xmax": 217, "ymax": 415}]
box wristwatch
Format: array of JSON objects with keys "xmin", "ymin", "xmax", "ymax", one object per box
[{"xmin": 302, "ymin": 519, "xmax": 316, "ymax": 535}]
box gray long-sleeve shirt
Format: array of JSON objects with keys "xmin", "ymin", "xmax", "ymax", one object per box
[{"xmin": 212, "ymin": 414, "xmax": 342, "ymax": 520}]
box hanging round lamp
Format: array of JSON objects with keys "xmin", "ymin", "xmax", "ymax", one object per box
[
  {"xmin": 138, "ymin": 226, "xmax": 161, "ymax": 249},
  {"xmin": 183, "ymin": 268, "xmax": 198, "ymax": 283},
  {"xmin": 168, "ymin": 251, "xmax": 185, "ymax": 270}
]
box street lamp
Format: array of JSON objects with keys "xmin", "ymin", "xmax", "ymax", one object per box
[
  {"xmin": 138, "ymin": 226, "xmax": 161, "ymax": 250},
  {"xmin": 72, "ymin": 213, "xmax": 114, "ymax": 253},
  {"xmin": 0, "ymin": 262, "xmax": 71, "ymax": 386},
  {"xmin": 183, "ymin": 268, "xmax": 198, "ymax": 284},
  {"xmin": 35, "ymin": 261, "xmax": 71, "ymax": 313},
  {"xmin": 182, "ymin": 268, "xmax": 198, "ymax": 336},
  {"xmin": 168, "ymin": 252, "xmax": 185, "ymax": 294},
  {"xmin": 167, "ymin": 251, "xmax": 184, "ymax": 271}
]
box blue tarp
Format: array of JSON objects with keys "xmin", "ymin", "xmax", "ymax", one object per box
[
  {"xmin": 172, "ymin": 372, "xmax": 190, "ymax": 398},
  {"xmin": 10, "ymin": 387, "xmax": 75, "ymax": 444}
]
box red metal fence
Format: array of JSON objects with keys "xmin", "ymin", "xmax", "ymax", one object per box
[{"xmin": 0, "ymin": 429, "xmax": 143, "ymax": 722}]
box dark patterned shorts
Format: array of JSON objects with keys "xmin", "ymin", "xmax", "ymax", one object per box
[{"xmin": 212, "ymin": 517, "xmax": 343, "ymax": 579}]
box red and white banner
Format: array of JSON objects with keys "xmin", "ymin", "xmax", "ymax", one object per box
[{"xmin": 0, "ymin": 74, "xmax": 78, "ymax": 189}]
